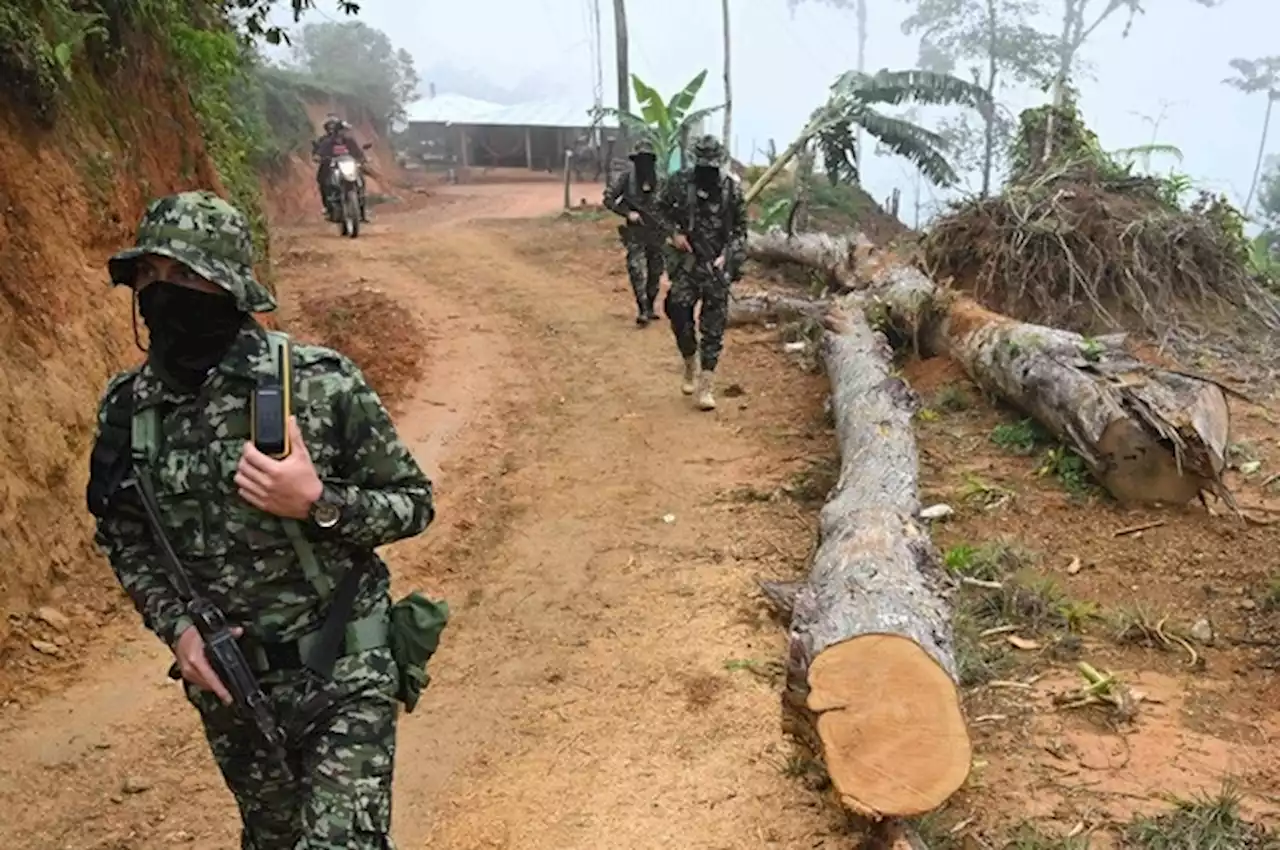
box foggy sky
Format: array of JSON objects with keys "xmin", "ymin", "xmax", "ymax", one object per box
[{"xmin": 273, "ymin": 0, "xmax": 1279, "ymax": 223}]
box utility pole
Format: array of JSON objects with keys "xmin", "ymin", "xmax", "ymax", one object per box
[
  {"xmin": 721, "ymin": 0, "xmax": 732, "ymax": 148},
  {"xmin": 613, "ymin": 0, "xmax": 630, "ymax": 154},
  {"xmin": 588, "ymin": 0, "xmax": 604, "ymax": 145}
]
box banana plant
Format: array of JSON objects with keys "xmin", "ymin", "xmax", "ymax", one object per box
[
  {"xmin": 743, "ymin": 68, "xmax": 992, "ymax": 205},
  {"xmin": 592, "ymin": 70, "xmax": 725, "ymax": 174}
]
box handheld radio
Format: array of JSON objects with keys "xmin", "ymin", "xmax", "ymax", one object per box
[{"xmin": 251, "ymin": 334, "xmax": 292, "ymax": 459}]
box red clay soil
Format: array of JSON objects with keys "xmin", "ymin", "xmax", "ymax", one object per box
[
  {"xmin": 900, "ymin": 352, "xmax": 1280, "ymax": 843},
  {"xmin": 295, "ymin": 287, "xmax": 427, "ymax": 414},
  {"xmin": 0, "ymin": 39, "xmax": 227, "ymax": 650}
]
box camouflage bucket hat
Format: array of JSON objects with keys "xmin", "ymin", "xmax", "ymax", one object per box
[
  {"xmin": 107, "ymin": 190, "xmax": 277, "ymax": 314},
  {"xmin": 692, "ymin": 134, "xmax": 726, "ymax": 168},
  {"xmin": 629, "ymin": 138, "xmax": 656, "ymax": 157}
]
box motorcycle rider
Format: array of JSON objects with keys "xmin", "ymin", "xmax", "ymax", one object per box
[{"xmin": 312, "ymin": 114, "xmax": 370, "ymax": 223}]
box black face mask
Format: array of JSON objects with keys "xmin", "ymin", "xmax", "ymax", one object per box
[
  {"xmin": 137, "ymin": 283, "xmax": 247, "ymax": 393},
  {"xmin": 694, "ymin": 165, "xmax": 721, "ymax": 194},
  {"xmin": 633, "ymin": 154, "xmax": 657, "ymax": 187}
]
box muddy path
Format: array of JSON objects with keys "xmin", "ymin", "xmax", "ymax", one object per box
[{"xmin": 0, "ymin": 183, "xmax": 847, "ymax": 849}]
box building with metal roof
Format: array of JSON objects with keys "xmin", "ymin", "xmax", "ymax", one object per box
[{"xmin": 398, "ymin": 93, "xmax": 618, "ymax": 178}]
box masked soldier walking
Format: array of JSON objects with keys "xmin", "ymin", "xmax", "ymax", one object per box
[
  {"xmin": 655, "ymin": 135, "xmax": 747, "ymax": 410},
  {"xmin": 603, "ymin": 139, "xmax": 666, "ymax": 326},
  {"xmin": 86, "ymin": 190, "xmax": 436, "ymax": 848}
]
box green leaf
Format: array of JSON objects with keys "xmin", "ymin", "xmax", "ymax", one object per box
[
  {"xmin": 833, "ymin": 68, "xmax": 991, "ymax": 111},
  {"xmin": 666, "ymin": 69, "xmax": 709, "ymax": 120},
  {"xmin": 631, "ymin": 75, "xmax": 670, "ymax": 130},
  {"xmin": 857, "ymin": 109, "xmax": 959, "ymax": 186}
]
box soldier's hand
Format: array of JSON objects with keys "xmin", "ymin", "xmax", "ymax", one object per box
[
  {"xmin": 713, "ymin": 254, "xmax": 726, "ymax": 270},
  {"xmin": 174, "ymin": 625, "xmax": 241, "ymax": 706},
  {"xmin": 671, "ymin": 233, "xmax": 691, "ymax": 252},
  {"xmin": 627, "ymin": 211, "xmax": 641, "ymax": 223},
  {"xmin": 235, "ymin": 417, "xmax": 324, "ymax": 521}
]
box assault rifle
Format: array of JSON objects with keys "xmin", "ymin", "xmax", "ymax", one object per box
[
  {"xmin": 629, "ymin": 196, "xmax": 732, "ymax": 286},
  {"xmin": 132, "ymin": 468, "xmax": 290, "ymax": 767}
]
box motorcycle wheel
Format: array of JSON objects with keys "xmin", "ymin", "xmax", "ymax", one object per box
[{"xmin": 342, "ymin": 187, "xmax": 360, "ymax": 239}]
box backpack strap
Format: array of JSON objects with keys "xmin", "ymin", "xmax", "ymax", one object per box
[
  {"xmin": 129, "ymin": 379, "xmax": 160, "ymax": 468},
  {"xmin": 262, "ymin": 330, "xmax": 335, "ymax": 603}
]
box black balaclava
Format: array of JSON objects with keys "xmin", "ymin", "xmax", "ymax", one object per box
[
  {"xmin": 694, "ymin": 164, "xmax": 721, "ymax": 195},
  {"xmin": 633, "ymin": 153, "xmax": 657, "ymax": 189},
  {"xmin": 137, "ymin": 282, "xmax": 248, "ymax": 393}
]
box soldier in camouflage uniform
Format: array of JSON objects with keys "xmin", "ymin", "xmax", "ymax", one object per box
[
  {"xmin": 603, "ymin": 138, "xmax": 666, "ymax": 326},
  {"xmin": 85, "ymin": 190, "xmax": 434, "ymax": 849},
  {"xmin": 655, "ymin": 135, "xmax": 747, "ymax": 411}
]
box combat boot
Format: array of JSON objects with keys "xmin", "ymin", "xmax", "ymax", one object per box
[
  {"xmin": 695, "ymin": 371, "xmax": 716, "ymax": 411},
  {"xmin": 681, "ymin": 356, "xmax": 698, "ymax": 395}
]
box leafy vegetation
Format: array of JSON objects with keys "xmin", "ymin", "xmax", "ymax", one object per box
[
  {"xmin": 1124, "ymin": 783, "xmax": 1279, "ymax": 849},
  {"xmin": 594, "ymin": 70, "xmax": 724, "ymax": 174},
  {"xmin": 0, "ymin": 0, "xmax": 407, "ymax": 276}
]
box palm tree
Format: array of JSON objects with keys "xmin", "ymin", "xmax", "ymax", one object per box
[
  {"xmin": 743, "ymin": 69, "xmax": 992, "ymax": 205},
  {"xmin": 1225, "ymin": 56, "xmax": 1280, "ymax": 217}
]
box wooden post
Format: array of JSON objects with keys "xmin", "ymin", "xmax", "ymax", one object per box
[
  {"xmin": 459, "ymin": 125, "xmax": 470, "ymax": 182},
  {"xmin": 525, "ymin": 126, "xmax": 533, "ymax": 170},
  {"xmin": 563, "ymin": 149, "xmax": 573, "ymax": 209}
]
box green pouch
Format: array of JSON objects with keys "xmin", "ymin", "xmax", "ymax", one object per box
[{"xmin": 388, "ymin": 591, "xmax": 449, "ymax": 713}]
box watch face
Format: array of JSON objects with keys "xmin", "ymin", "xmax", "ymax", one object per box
[{"xmin": 314, "ymin": 501, "xmax": 341, "ymax": 527}]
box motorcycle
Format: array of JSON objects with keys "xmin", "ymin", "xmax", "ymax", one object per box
[{"xmin": 322, "ymin": 141, "xmax": 373, "ymax": 238}]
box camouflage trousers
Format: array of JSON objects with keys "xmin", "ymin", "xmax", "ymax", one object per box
[
  {"xmin": 184, "ymin": 646, "xmax": 399, "ymax": 849},
  {"xmin": 622, "ymin": 234, "xmax": 664, "ymax": 313},
  {"xmin": 664, "ymin": 269, "xmax": 730, "ymax": 372}
]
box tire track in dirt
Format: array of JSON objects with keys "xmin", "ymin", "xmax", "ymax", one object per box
[{"xmin": 0, "ymin": 184, "xmax": 844, "ymax": 849}]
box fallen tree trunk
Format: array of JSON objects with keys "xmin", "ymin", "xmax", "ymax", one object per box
[
  {"xmin": 747, "ymin": 230, "xmax": 863, "ymax": 285},
  {"xmin": 783, "ymin": 300, "xmax": 971, "ymax": 820},
  {"xmin": 727, "ymin": 292, "xmax": 828, "ymax": 327},
  {"xmin": 868, "ymin": 265, "xmax": 1231, "ymax": 505},
  {"xmin": 749, "ymin": 234, "xmax": 1232, "ymax": 506}
]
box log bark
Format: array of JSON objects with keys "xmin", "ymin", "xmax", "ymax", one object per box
[
  {"xmin": 866, "ymin": 265, "xmax": 1231, "ymax": 506},
  {"xmin": 747, "ymin": 230, "xmax": 864, "ymax": 289},
  {"xmin": 727, "ymin": 292, "xmax": 828, "ymax": 328},
  {"xmin": 784, "ymin": 300, "xmax": 971, "ymax": 820},
  {"xmin": 751, "ymin": 232, "xmax": 1233, "ymax": 507}
]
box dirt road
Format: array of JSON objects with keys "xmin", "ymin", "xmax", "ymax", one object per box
[{"xmin": 0, "ymin": 182, "xmax": 844, "ymax": 849}]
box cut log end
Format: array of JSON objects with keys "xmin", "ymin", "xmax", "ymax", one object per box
[
  {"xmin": 808, "ymin": 635, "xmax": 971, "ymax": 818},
  {"xmin": 1097, "ymin": 418, "xmax": 1209, "ymax": 505}
]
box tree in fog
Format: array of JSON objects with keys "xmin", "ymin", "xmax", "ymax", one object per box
[
  {"xmin": 293, "ymin": 21, "xmax": 420, "ymax": 131},
  {"xmin": 1224, "ymin": 56, "xmax": 1280, "ymax": 217},
  {"xmin": 1038, "ymin": 0, "xmax": 1223, "ymax": 165},
  {"xmin": 902, "ymin": 0, "xmax": 1056, "ymax": 196}
]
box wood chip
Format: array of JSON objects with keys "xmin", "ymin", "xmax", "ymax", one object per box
[
  {"xmin": 1006, "ymin": 635, "xmax": 1042, "ymax": 650},
  {"xmin": 1066, "ymin": 557, "xmax": 1082, "ymax": 575}
]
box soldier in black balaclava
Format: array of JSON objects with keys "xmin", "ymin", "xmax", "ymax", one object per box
[{"xmin": 603, "ymin": 139, "xmax": 667, "ymax": 326}]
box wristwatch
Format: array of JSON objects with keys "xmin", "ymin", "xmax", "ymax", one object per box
[{"xmin": 308, "ymin": 486, "xmax": 344, "ymax": 530}]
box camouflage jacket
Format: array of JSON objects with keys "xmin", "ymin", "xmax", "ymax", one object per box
[
  {"xmin": 603, "ymin": 168, "xmax": 663, "ymax": 233},
  {"xmin": 89, "ymin": 322, "xmax": 434, "ymax": 646},
  {"xmin": 655, "ymin": 169, "xmax": 748, "ymax": 279}
]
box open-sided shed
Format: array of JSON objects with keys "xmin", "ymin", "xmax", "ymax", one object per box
[{"xmin": 400, "ymin": 94, "xmax": 618, "ymax": 174}]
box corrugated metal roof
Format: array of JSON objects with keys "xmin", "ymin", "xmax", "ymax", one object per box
[
  {"xmin": 405, "ymin": 93, "xmax": 504, "ymax": 124},
  {"xmin": 405, "ymin": 95, "xmax": 617, "ymax": 129}
]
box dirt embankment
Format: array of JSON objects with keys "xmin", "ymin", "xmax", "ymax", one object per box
[
  {"xmin": 0, "ymin": 43, "xmax": 388, "ymax": 656},
  {"xmin": 0, "ymin": 37, "xmax": 227, "ymax": 653}
]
